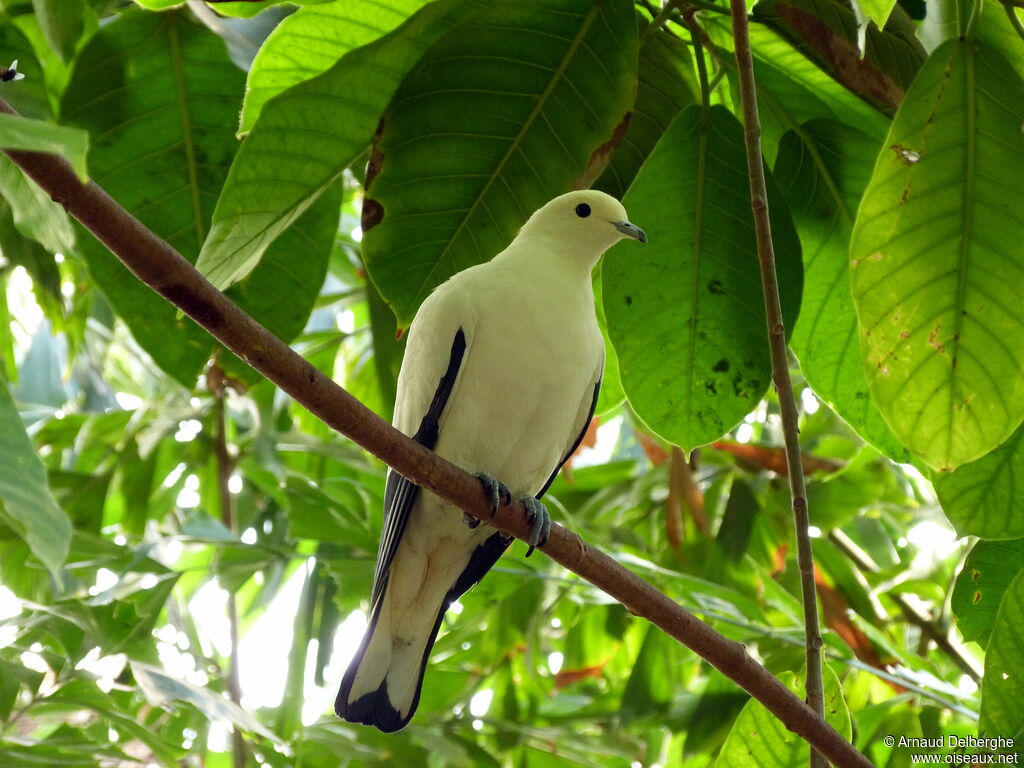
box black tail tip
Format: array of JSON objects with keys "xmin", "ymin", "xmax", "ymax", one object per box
[{"xmin": 335, "ymin": 686, "xmax": 410, "ymax": 733}]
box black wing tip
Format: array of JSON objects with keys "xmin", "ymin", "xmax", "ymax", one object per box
[{"xmin": 335, "ymin": 683, "xmax": 411, "ymax": 733}]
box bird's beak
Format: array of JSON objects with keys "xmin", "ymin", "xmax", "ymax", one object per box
[{"xmin": 614, "ymin": 220, "xmax": 647, "ymax": 243}]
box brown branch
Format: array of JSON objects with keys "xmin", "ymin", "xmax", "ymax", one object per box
[
  {"xmin": 725, "ymin": 4, "xmax": 827, "ymax": 767},
  {"xmin": 0, "ymin": 97, "xmax": 871, "ymax": 768}
]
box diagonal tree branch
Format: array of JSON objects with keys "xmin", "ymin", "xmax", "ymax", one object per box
[{"xmin": 0, "ymin": 96, "xmax": 871, "ymax": 768}]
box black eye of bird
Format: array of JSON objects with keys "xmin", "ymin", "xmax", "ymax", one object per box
[{"xmin": 575, "ymin": 203, "xmax": 591, "ymax": 218}]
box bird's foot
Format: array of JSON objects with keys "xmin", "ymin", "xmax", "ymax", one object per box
[
  {"xmin": 469, "ymin": 471, "xmax": 512, "ymax": 529},
  {"xmin": 519, "ymin": 496, "xmax": 551, "ymax": 557}
]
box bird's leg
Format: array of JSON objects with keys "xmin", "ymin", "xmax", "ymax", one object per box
[
  {"xmin": 518, "ymin": 496, "xmax": 551, "ymax": 557},
  {"xmin": 468, "ymin": 471, "xmax": 512, "ymax": 529}
]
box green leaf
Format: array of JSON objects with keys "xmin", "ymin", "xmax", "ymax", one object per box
[
  {"xmin": 31, "ymin": 0, "xmax": 85, "ymax": 62},
  {"xmin": 981, "ymin": 567, "xmax": 1024, "ymax": 740},
  {"xmin": 239, "ymin": 0, "xmax": 428, "ymax": 133},
  {"xmin": 975, "ymin": 0, "xmax": 1024, "ymax": 82},
  {"xmin": 130, "ymin": 661, "xmax": 279, "ymax": 741},
  {"xmin": 716, "ymin": 477, "xmax": 759, "ymax": 561},
  {"xmin": 850, "ymin": 39, "xmax": 1024, "ymax": 470},
  {"xmin": 0, "ymin": 113, "xmax": 88, "ymax": 180},
  {"xmin": 716, "ymin": 664, "xmax": 851, "ymax": 768},
  {"xmin": 775, "ymin": 119, "xmax": 907, "ymax": 461},
  {"xmin": 607, "ymin": 105, "xmax": 803, "ymax": 451},
  {"xmin": 366, "ymin": 277, "xmax": 403, "ymax": 423},
  {"xmin": 60, "ymin": 9, "xmax": 334, "ymax": 387},
  {"xmin": 619, "ymin": 623, "xmax": 684, "ymax": 722},
  {"xmin": 362, "ymin": 0, "xmax": 639, "ymax": 325},
  {"xmin": 0, "ymin": 382, "xmax": 70, "ymax": 575},
  {"xmin": 705, "ymin": 13, "xmax": 889, "ymax": 161},
  {"xmin": 935, "ymin": 424, "xmax": 1024, "ymax": 538},
  {"xmin": 220, "ymin": 178, "xmax": 342, "ymax": 383},
  {"xmin": 594, "ymin": 23, "xmax": 697, "ymax": 198},
  {"xmin": 0, "ymin": 154, "xmax": 76, "ymax": 254},
  {"xmin": 0, "ymin": 18, "xmax": 52, "ymax": 119},
  {"xmin": 952, "ymin": 539, "xmax": 1024, "ymax": 646},
  {"xmin": 35, "ymin": 680, "xmax": 181, "ymax": 765},
  {"xmin": 593, "ymin": 271, "xmax": 625, "ymax": 414},
  {"xmin": 753, "ymin": 0, "xmax": 926, "ymax": 102},
  {"xmin": 197, "ymin": 0, "xmax": 486, "ymax": 292},
  {"xmin": 856, "ymin": 0, "xmax": 898, "ymax": 30},
  {"xmin": 61, "ymin": 10, "xmax": 244, "ymax": 384}
]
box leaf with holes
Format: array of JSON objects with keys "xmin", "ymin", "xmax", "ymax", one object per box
[
  {"xmin": 980, "ymin": 567, "xmax": 1024, "ymax": 743},
  {"xmin": 952, "ymin": 538, "xmax": 1024, "ymax": 646},
  {"xmin": 606, "ymin": 105, "xmax": 802, "ymax": 452},
  {"xmin": 775, "ymin": 119, "xmax": 907, "ymax": 461},
  {"xmin": 362, "ymin": 0, "xmax": 638, "ymax": 325},
  {"xmin": 850, "ymin": 39, "xmax": 1024, "ymax": 470}
]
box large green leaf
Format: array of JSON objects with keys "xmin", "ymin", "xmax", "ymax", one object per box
[
  {"xmin": 850, "ymin": 39, "xmax": 1024, "ymax": 470},
  {"xmin": 362, "ymin": 0, "xmax": 638, "ymax": 325},
  {"xmin": 0, "ymin": 382, "xmax": 69, "ymax": 576},
  {"xmin": 606, "ymin": 105, "xmax": 803, "ymax": 452},
  {"xmin": 775, "ymin": 119, "xmax": 907, "ymax": 460},
  {"xmin": 594, "ymin": 23, "xmax": 697, "ymax": 199},
  {"xmin": 239, "ymin": 0, "xmax": 427, "ymax": 133},
  {"xmin": 31, "ymin": 0, "xmax": 86, "ymax": 63},
  {"xmin": 61, "ymin": 11, "xmax": 337, "ymax": 386},
  {"xmin": 716, "ymin": 664, "xmax": 851, "ymax": 768},
  {"xmin": 60, "ymin": 11, "xmax": 242, "ymax": 384},
  {"xmin": 935, "ymin": 423, "xmax": 1024, "ymax": 538},
  {"xmin": 981, "ymin": 567, "xmax": 1024, "ymax": 744},
  {"xmin": 196, "ymin": 0, "xmax": 487, "ymax": 291},
  {"xmin": 952, "ymin": 538, "xmax": 1024, "ymax": 646}
]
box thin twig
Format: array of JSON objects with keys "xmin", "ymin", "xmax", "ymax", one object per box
[
  {"xmin": 725, "ymin": 4, "xmax": 827, "ymax": 767},
  {"xmin": 210, "ymin": 371, "xmax": 245, "ymax": 768},
  {"xmin": 0, "ymin": 97, "xmax": 871, "ymax": 768}
]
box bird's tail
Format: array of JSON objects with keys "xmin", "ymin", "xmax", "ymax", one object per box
[
  {"xmin": 335, "ymin": 531, "xmax": 510, "ymax": 732},
  {"xmin": 334, "ymin": 590, "xmax": 438, "ymax": 733}
]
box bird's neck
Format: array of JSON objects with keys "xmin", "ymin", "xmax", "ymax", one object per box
[{"xmin": 495, "ymin": 233, "xmax": 604, "ymax": 287}]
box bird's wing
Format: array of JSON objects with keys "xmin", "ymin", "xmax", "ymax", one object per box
[
  {"xmin": 535, "ymin": 360, "xmax": 603, "ymax": 499},
  {"xmin": 369, "ymin": 289, "xmax": 474, "ymax": 607}
]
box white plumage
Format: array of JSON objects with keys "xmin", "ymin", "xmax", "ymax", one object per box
[{"xmin": 336, "ymin": 190, "xmax": 646, "ymax": 732}]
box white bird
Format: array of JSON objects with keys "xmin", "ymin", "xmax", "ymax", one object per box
[{"xmin": 335, "ymin": 190, "xmax": 646, "ymax": 732}]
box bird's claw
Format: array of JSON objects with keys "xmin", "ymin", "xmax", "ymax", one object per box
[
  {"xmin": 475, "ymin": 471, "xmax": 512, "ymax": 520},
  {"xmin": 473, "ymin": 473, "xmax": 548, "ymax": 555},
  {"xmin": 520, "ymin": 496, "xmax": 550, "ymax": 557}
]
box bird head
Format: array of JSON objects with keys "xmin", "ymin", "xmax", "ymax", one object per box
[{"xmin": 518, "ymin": 190, "xmax": 646, "ymax": 265}]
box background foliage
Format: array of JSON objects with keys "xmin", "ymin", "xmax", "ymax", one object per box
[{"xmin": 0, "ymin": 0, "xmax": 1022, "ymax": 766}]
